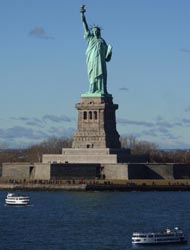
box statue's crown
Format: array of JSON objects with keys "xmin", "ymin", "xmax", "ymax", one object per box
[{"xmin": 91, "ymin": 25, "xmax": 102, "ymax": 31}]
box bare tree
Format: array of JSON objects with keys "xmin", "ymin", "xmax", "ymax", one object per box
[{"xmin": 25, "ymin": 136, "xmax": 72, "ymax": 162}]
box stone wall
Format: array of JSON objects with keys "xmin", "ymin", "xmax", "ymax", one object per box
[
  {"xmin": 42, "ymin": 148, "xmax": 118, "ymax": 164},
  {"xmin": 34, "ymin": 163, "xmax": 50, "ymax": 180},
  {"xmin": 173, "ymin": 164, "xmax": 190, "ymax": 179},
  {"xmin": 2, "ymin": 163, "xmax": 33, "ymax": 180},
  {"xmin": 102, "ymin": 164, "xmax": 128, "ymax": 180},
  {"xmin": 2, "ymin": 162, "xmax": 50, "ymax": 180},
  {"xmin": 50, "ymin": 163, "xmax": 101, "ymax": 179},
  {"xmin": 128, "ymin": 164, "xmax": 172, "ymax": 179},
  {"xmin": 2, "ymin": 162, "xmax": 190, "ymax": 181},
  {"xmin": 128, "ymin": 163, "xmax": 190, "ymax": 179}
]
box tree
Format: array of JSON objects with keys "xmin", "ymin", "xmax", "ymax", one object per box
[
  {"xmin": 25, "ymin": 136, "xmax": 72, "ymax": 162},
  {"xmin": 120, "ymin": 135, "xmax": 158, "ymax": 154}
]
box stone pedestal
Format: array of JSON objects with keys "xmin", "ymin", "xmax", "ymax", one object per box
[
  {"xmin": 42, "ymin": 95, "xmax": 130, "ymax": 165},
  {"xmin": 72, "ymin": 96, "xmax": 121, "ymax": 148},
  {"xmin": 42, "ymin": 148, "xmax": 131, "ymax": 164}
]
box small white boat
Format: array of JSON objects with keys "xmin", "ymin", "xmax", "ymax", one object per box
[
  {"xmin": 5, "ymin": 193, "xmax": 30, "ymax": 206},
  {"xmin": 132, "ymin": 227, "xmax": 187, "ymax": 245}
]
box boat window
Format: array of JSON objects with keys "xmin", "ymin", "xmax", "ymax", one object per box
[{"xmin": 132, "ymin": 239, "xmax": 141, "ymax": 242}]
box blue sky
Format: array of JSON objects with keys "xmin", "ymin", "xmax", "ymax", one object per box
[{"xmin": 0, "ymin": 0, "xmax": 190, "ymax": 149}]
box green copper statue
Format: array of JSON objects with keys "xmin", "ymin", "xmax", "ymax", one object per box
[{"xmin": 80, "ymin": 5, "xmax": 112, "ymax": 95}]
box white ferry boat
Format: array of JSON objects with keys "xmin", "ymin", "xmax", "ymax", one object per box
[
  {"xmin": 5, "ymin": 193, "xmax": 30, "ymax": 206},
  {"xmin": 132, "ymin": 227, "xmax": 187, "ymax": 245}
]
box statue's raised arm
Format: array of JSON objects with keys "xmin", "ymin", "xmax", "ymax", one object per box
[{"xmin": 80, "ymin": 5, "xmax": 89, "ymax": 33}]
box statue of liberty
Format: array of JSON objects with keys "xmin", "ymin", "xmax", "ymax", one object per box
[{"xmin": 80, "ymin": 5, "xmax": 112, "ymax": 95}]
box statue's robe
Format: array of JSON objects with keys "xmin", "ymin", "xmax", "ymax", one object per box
[{"xmin": 84, "ymin": 31, "xmax": 112, "ymax": 94}]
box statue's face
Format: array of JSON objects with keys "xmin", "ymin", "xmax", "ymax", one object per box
[{"xmin": 92, "ymin": 28, "xmax": 101, "ymax": 38}]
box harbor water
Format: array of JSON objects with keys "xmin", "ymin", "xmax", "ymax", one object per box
[{"xmin": 0, "ymin": 191, "xmax": 190, "ymax": 250}]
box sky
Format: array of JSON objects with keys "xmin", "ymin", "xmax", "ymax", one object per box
[{"xmin": 0, "ymin": 0, "xmax": 190, "ymax": 149}]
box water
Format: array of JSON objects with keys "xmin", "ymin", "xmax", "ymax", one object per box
[{"xmin": 0, "ymin": 191, "xmax": 190, "ymax": 250}]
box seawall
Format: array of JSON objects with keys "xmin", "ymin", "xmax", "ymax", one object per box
[
  {"xmin": 1, "ymin": 182, "xmax": 190, "ymax": 191},
  {"xmin": 0, "ymin": 183, "xmax": 87, "ymax": 191}
]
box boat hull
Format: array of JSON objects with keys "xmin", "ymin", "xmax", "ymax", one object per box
[
  {"xmin": 132, "ymin": 240, "xmax": 187, "ymax": 246},
  {"xmin": 5, "ymin": 201, "xmax": 30, "ymax": 206}
]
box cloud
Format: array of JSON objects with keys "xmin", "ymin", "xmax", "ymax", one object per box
[
  {"xmin": 11, "ymin": 116, "xmax": 44, "ymax": 127},
  {"xmin": 141, "ymin": 127, "xmax": 172, "ymax": 138},
  {"xmin": 25, "ymin": 121, "xmax": 43, "ymax": 127},
  {"xmin": 118, "ymin": 116, "xmax": 183, "ymax": 130},
  {"xmin": 141, "ymin": 129, "xmax": 158, "ymax": 137},
  {"xmin": 11, "ymin": 115, "xmax": 73, "ymax": 126},
  {"xmin": 185, "ymin": 105, "xmax": 190, "ymax": 112},
  {"xmin": 156, "ymin": 126, "xmax": 173, "ymax": 136},
  {"xmin": 155, "ymin": 116, "xmax": 182, "ymax": 127},
  {"xmin": 0, "ymin": 121, "xmax": 76, "ymax": 148},
  {"xmin": 43, "ymin": 114, "xmax": 72, "ymax": 123},
  {"xmin": 179, "ymin": 48, "xmax": 190, "ymax": 53},
  {"xmin": 48, "ymin": 126, "xmax": 75, "ymax": 137},
  {"xmin": 29, "ymin": 26, "xmax": 54, "ymax": 40},
  {"xmin": 118, "ymin": 116, "xmax": 185, "ymax": 148},
  {"xmin": 182, "ymin": 118, "xmax": 190, "ymax": 125},
  {"xmin": 156, "ymin": 115, "xmax": 164, "ymax": 121},
  {"xmin": 117, "ymin": 118, "xmax": 154, "ymax": 128},
  {"xmin": 119, "ymin": 87, "xmax": 128, "ymax": 91},
  {"xmin": 0, "ymin": 126, "xmax": 47, "ymax": 140},
  {"xmin": 14, "ymin": 117, "xmax": 29, "ymax": 121},
  {"xmin": 156, "ymin": 121, "xmax": 180, "ymax": 128}
]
